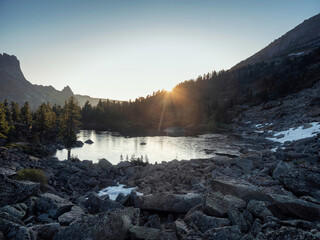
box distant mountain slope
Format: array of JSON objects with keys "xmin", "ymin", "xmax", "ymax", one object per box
[
  {"xmin": 75, "ymin": 94, "xmax": 121, "ymax": 107},
  {"xmin": 234, "ymin": 13, "xmax": 320, "ymax": 68},
  {"xmin": 0, "ymin": 53, "xmax": 116, "ymax": 109}
]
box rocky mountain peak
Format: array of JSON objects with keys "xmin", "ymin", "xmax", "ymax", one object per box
[
  {"xmin": 0, "ymin": 53, "xmax": 25, "ymax": 79},
  {"xmin": 61, "ymin": 85, "xmax": 74, "ymax": 97}
]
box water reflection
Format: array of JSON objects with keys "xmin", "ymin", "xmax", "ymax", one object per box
[{"xmin": 54, "ymin": 130, "xmax": 231, "ymax": 165}]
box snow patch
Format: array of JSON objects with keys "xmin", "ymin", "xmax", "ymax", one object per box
[
  {"xmin": 266, "ymin": 122, "xmax": 320, "ymax": 144},
  {"xmin": 98, "ymin": 184, "xmax": 143, "ymax": 200}
]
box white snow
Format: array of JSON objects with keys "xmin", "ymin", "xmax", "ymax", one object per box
[
  {"xmin": 254, "ymin": 130, "xmax": 264, "ymax": 133},
  {"xmin": 289, "ymin": 51, "xmax": 306, "ymax": 57},
  {"xmin": 98, "ymin": 184, "xmax": 143, "ymax": 200},
  {"xmin": 266, "ymin": 122, "xmax": 320, "ymax": 144}
]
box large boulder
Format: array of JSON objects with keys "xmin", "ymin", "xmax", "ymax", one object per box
[
  {"xmin": 97, "ymin": 158, "xmax": 114, "ymax": 172},
  {"xmin": 0, "ymin": 217, "xmax": 37, "ymax": 240},
  {"xmin": 54, "ymin": 207, "xmax": 140, "ymax": 240},
  {"xmin": 247, "ymin": 200, "xmax": 273, "ymax": 220},
  {"xmin": 129, "ymin": 226, "xmax": 161, "ymax": 240},
  {"xmin": 261, "ymin": 226, "xmax": 319, "ymax": 240},
  {"xmin": 270, "ymin": 194, "xmax": 320, "ymax": 221},
  {"xmin": 0, "ymin": 175, "xmax": 40, "ymax": 207},
  {"xmin": 210, "ymin": 178, "xmax": 271, "ymax": 202},
  {"xmin": 83, "ymin": 193, "xmax": 124, "ymax": 214},
  {"xmin": 58, "ymin": 206, "xmax": 85, "ymax": 225},
  {"xmin": 133, "ymin": 193, "xmax": 203, "ymax": 213},
  {"xmin": 184, "ymin": 211, "xmax": 230, "ymax": 233},
  {"xmin": 36, "ymin": 193, "xmax": 73, "ymax": 219},
  {"xmin": 29, "ymin": 223, "xmax": 60, "ymax": 240},
  {"xmin": 0, "ymin": 203, "xmax": 27, "ymax": 220},
  {"xmin": 272, "ymin": 161, "xmax": 292, "ymax": 179},
  {"xmin": 205, "ymin": 225, "xmax": 242, "ymax": 240},
  {"xmin": 203, "ymin": 192, "xmax": 246, "ymax": 217},
  {"xmin": 279, "ymin": 168, "xmax": 320, "ymax": 201}
]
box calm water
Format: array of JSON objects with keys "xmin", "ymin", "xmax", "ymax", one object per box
[{"xmin": 55, "ymin": 130, "xmax": 237, "ymax": 164}]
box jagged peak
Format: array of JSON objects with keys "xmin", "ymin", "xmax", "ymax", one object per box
[{"xmin": 61, "ymin": 85, "xmax": 74, "ymax": 96}]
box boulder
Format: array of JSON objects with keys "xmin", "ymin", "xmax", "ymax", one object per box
[
  {"xmin": 272, "ymin": 161, "xmax": 292, "ymax": 179},
  {"xmin": 0, "ymin": 175, "xmax": 40, "ymax": 207},
  {"xmin": 0, "ymin": 217, "xmax": 37, "ymax": 240},
  {"xmin": 262, "ymin": 226, "xmax": 319, "ymax": 240},
  {"xmin": 74, "ymin": 140, "xmax": 84, "ymax": 148},
  {"xmin": 228, "ymin": 209, "xmax": 248, "ymax": 232},
  {"xmin": 144, "ymin": 214, "xmax": 162, "ymax": 230},
  {"xmin": 270, "ymin": 194, "xmax": 320, "ymax": 221},
  {"xmin": 210, "ymin": 178, "xmax": 271, "ymax": 202},
  {"xmin": 129, "ymin": 226, "xmax": 161, "ymax": 240},
  {"xmin": 184, "ymin": 211, "xmax": 230, "ymax": 233},
  {"xmin": 58, "ymin": 206, "xmax": 85, "ymax": 225},
  {"xmin": 0, "ymin": 203, "xmax": 27, "ymax": 220},
  {"xmin": 54, "ymin": 207, "xmax": 139, "ymax": 240},
  {"xmin": 97, "ymin": 158, "xmax": 114, "ymax": 172},
  {"xmin": 36, "ymin": 193, "xmax": 73, "ymax": 219},
  {"xmin": 83, "ymin": 193, "xmax": 123, "ymax": 214},
  {"xmin": 203, "ymin": 192, "xmax": 246, "ymax": 217},
  {"xmin": 133, "ymin": 193, "xmax": 203, "ymax": 213},
  {"xmin": 84, "ymin": 139, "xmax": 94, "ymax": 144},
  {"xmin": 29, "ymin": 223, "xmax": 60, "ymax": 240},
  {"xmin": 280, "ymin": 168, "xmax": 320, "ymax": 201},
  {"xmin": 205, "ymin": 225, "xmax": 242, "ymax": 240},
  {"xmin": 247, "ymin": 200, "xmax": 273, "ymax": 220}
]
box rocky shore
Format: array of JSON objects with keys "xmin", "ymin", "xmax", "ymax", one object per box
[{"xmin": 1, "ymin": 82, "xmax": 320, "ymax": 239}]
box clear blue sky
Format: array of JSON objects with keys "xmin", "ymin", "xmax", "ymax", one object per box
[{"xmin": 1, "ymin": 0, "xmax": 319, "ymax": 100}]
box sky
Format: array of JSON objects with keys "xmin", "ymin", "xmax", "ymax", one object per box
[{"xmin": 1, "ymin": 1, "xmax": 319, "ymax": 101}]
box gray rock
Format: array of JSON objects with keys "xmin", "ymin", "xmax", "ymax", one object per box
[
  {"xmin": 144, "ymin": 214, "xmax": 162, "ymax": 230},
  {"xmin": 36, "ymin": 213, "xmax": 53, "ymax": 223},
  {"xmin": 84, "ymin": 139, "xmax": 94, "ymax": 144},
  {"xmin": 228, "ymin": 209, "xmax": 248, "ymax": 232},
  {"xmin": 210, "ymin": 178, "xmax": 271, "ymax": 202},
  {"xmin": 247, "ymin": 200, "xmax": 273, "ymax": 220},
  {"xmin": 58, "ymin": 206, "xmax": 85, "ymax": 225},
  {"xmin": 0, "ymin": 217, "xmax": 37, "ymax": 240},
  {"xmin": 74, "ymin": 140, "xmax": 84, "ymax": 147},
  {"xmin": 133, "ymin": 193, "xmax": 203, "ymax": 213},
  {"xmin": 97, "ymin": 158, "xmax": 114, "ymax": 172},
  {"xmin": 29, "ymin": 223, "xmax": 60, "ymax": 240},
  {"xmin": 270, "ymin": 194, "xmax": 320, "ymax": 221},
  {"xmin": 129, "ymin": 226, "xmax": 161, "ymax": 240},
  {"xmin": 54, "ymin": 207, "xmax": 139, "ymax": 240},
  {"xmin": 262, "ymin": 226, "xmax": 319, "ymax": 240},
  {"xmin": 36, "ymin": 193, "xmax": 73, "ymax": 219},
  {"xmin": 203, "ymin": 192, "xmax": 246, "ymax": 217},
  {"xmin": 83, "ymin": 193, "xmax": 123, "ymax": 214},
  {"xmin": 205, "ymin": 225, "xmax": 242, "ymax": 240},
  {"xmin": 272, "ymin": 161, "xmax": 292, "ymax": 179},
  {"xmin": 0, "ymin": 203, "xmax": 27, "ymax": 219},
  {"xmin": 184, "ymin": 211, "xmax": 230, "ymax": 233},
  {"xmin": 0, "ymin": 175, "xmax": 40, "ymax": 207}
]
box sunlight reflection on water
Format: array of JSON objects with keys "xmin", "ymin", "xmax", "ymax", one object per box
[{"xmin": 55, "ymin": 130, "xmax": 226, "ymax": 164}]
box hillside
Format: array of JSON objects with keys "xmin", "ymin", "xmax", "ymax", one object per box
[{"xmin": 235, "ymin": 13, "xmax": 320, "ymax": 68}]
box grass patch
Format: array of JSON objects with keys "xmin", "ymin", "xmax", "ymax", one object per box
[{"xmin": 15, "ymin": 168, "xmax": 48, "ymax": 186}]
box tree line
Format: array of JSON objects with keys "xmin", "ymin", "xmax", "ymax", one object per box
[{"xmin": 0, "ymin": 97, "xmax": 81, "ymax": 158}]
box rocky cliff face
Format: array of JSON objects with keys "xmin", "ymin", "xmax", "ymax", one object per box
[
  {"xmin": 0, "ymin": 53, "xmax": 74, "ymax": 109},
  {"xmin": 235, "ymin": 13, "xmax": 320, "ymax": 68}
]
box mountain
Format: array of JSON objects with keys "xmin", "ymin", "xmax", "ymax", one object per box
[
  {"xmin": 235, "ymin": 13, "xmax": 320, "ymax": 68},
  {"xmin": 0, "ymin": 53, "xmax": 116, "ymax": 109},
  {"xmin": 75, "ymin": 94, "xmax": 121, "ymax": 107}
]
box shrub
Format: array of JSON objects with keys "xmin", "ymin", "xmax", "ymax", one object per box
[{"xmin": 15, "ymin": 168, "xmax": 48, "ymax": 186}]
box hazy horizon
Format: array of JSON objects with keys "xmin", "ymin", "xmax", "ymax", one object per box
[{"xmin": 1, "ymin": 0, "xmax": 320, "ymax": 100}]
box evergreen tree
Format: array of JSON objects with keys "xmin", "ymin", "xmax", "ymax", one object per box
[
  {"xmin": 0, "ymin": 103, "xmax": 10, "ymax": 138},
  {"xmin": 10, "ymin": 101, "xmax": 20, "ymax": 123},
  {"xmin": 3, "ymin": 99, "xmax": 12, "ymax": 124},
  {"xmin": 20, "ymin": 101, "xmax": 33, "ymax": 125},
  {"xmin": 59, "ymin": 97, "xmax": 81, "ymax": 160}
]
